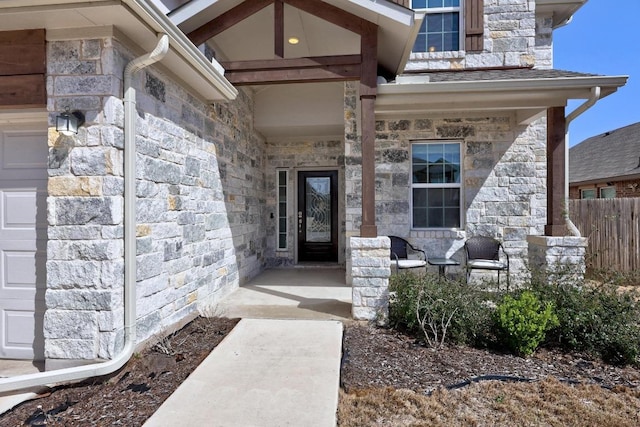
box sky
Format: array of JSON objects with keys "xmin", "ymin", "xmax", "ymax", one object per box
[{"xmin": 554, "ymin": 0, "xmax": 640, "ymax": 146}]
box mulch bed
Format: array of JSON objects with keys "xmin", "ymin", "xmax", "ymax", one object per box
[
  {"xmin": 0, "ymin": 317, "xmax": 238, "ymax": 427},
  {"xmin": 340, "ymin": 321, "xmax": 640, "ymax": 394}
]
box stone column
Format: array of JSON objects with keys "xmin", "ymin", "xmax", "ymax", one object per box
[
  {"xmin": 527, "ymin": 235, "xmax": 588, "ymax": 283},
  {"xmin": 348, "ymin": 236, "xmax": 390, "ymax": 321}
]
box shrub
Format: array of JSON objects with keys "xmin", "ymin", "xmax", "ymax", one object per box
[
  {"xmin": 494, "ymin": 291, "xmax": 559, "ymax": 357},
  {"xmin": 529, "ymin": 277, "xmax": 640, "ymax": 366},
  {"xmin": 389, "ymin": 272, "xmax": 495, "ymax": 348}
]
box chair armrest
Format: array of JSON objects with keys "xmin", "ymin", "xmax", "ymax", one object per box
[{"xmin": 407, "ymin": 244, "xmax": 426, "ymax": 261}]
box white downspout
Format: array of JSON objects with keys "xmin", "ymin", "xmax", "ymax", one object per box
[
  {"xmin": 0, "ymin": 34, "xmax": 169, "ymax": 393},
  {"xmin": 563, "ymin": 86, "xmax": 601, "ymax": 237}
]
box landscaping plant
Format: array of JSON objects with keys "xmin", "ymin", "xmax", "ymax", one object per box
[
  {"xmin": 389, "ymin": 272, "xmax": 495, "ymax": 348},
  {"xmin": 494, "ymin": 290, "xmax": 558, "ymax": 357}
]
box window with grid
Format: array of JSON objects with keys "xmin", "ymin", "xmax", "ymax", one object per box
[
  {"xmin": 412, "ymin": 0, "xmax": 461, "ymax": 52},
  {"xmin": 411, "ymin": 142, "xmax": 462, "ymax": 228}
]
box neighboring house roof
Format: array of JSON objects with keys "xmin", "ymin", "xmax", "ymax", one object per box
[{"xmin": 569, "ymin": 121, "xmax": 640, "ymax": 184}]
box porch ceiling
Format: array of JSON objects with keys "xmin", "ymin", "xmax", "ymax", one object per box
[{"xmin": 376, "ymin": 72, "xmax": 629, "ymax": 124}]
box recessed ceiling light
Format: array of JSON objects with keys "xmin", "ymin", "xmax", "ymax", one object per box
[{"xmin": 288, "ymin": 37, "xmax": 300, "ymax": 45}]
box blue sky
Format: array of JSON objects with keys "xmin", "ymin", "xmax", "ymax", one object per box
[{"xmin": 554, "ymin": 0, "xmax": 639, "ymax": 146}]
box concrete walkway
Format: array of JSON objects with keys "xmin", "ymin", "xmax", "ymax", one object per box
[{"xmin": 143, "ymin": 318, "xmax": 343, "ymax": 427}]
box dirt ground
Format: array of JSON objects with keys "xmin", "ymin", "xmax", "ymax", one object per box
[{"xmin": 2, "ymin": 317, "xmax": 640, "ymax": 426}]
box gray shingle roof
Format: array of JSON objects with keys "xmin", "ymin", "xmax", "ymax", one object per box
[
  {"xmin": 402, "ymin": 68, "xmax": 602, "ymax": 82},
  {"xmin": 569, "ymin": 122, "xmax": 640, "ymax": 183}
]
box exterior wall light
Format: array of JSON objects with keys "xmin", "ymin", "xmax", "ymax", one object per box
[{"xmin": 56, "ymin": 107, "xmax": 85, "ymax": 135}]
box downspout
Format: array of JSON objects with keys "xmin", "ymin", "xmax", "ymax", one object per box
[
  {"xmin": 0, "ymin": 34, "xmax": 169, "ymax": 393},
  {"xmin": 563, "ymin": 86, "xmax": 601, "ymax": 237}
]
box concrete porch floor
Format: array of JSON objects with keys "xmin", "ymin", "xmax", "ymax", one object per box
[{"xmin": 216, "ymin": 266, "xmax": 352, "ymax": 321}]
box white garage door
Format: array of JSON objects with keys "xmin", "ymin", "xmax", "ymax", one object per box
[{"xmin": 0, "ymin": 123, "xmax": 47, "ymax": 360}]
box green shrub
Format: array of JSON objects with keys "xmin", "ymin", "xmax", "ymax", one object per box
[
  {"xmin": 529, "ymin": 277, "xmax": 640, "ymax": 366},
  {"xmin": 389, "ymin": 272, "xmax": 495, "ymax": 348},
  {"xmin": 494, "ymin": 291, "xmax": 559, "ymax": 357}
]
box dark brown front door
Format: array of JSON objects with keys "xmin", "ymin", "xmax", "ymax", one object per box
[{"xmin": 298, "ymin": 171, "xmax": 338, "ymax": 262}]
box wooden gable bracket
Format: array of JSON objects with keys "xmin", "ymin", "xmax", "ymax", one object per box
[{"xmin": 186, "ymin": 0, "xmax": 379, "ymax": 88}]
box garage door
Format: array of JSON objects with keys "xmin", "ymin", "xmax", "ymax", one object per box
[{"xmin": 0, "ymin": 123, "xmax": 47, "ymax": 360}]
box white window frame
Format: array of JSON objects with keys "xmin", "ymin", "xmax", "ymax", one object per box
[
  {"xmin": 276, "ymin": 169, "xmax": 289, "ymax": 250},
  {"xmin": 411, "ymin": 0, "xmax": 464, "ymax": 53},
  {"xmin": 410, "ymin": 141, "xmax": 463, "ymax": 230}
]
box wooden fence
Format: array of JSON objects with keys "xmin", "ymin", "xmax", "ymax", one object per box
[{"xmin": 569, "ymin": 198, "xmax": 640, "ymax": 272}]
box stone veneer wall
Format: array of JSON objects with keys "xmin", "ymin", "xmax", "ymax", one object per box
[
  {"xmin": 45, "ymin": 35, "xmax": 266, "ymax": 363},
  {"xmin": 348, "ymin": 236, "xmax": 391, "ymax": 321},
  {"xmin": 345, "ymin": 81, "xmax": 547, "ymax": 277},
  {"xmin": 264, "ymin": 138, "xmax": 345, "ymax": 266},
  {"xmin": 527, "ymin": 235, "xmax": 588, "ymax": 282},
  {"xmin": 405, "ymin": 0, "xmax": 538, "ymax": 71}
]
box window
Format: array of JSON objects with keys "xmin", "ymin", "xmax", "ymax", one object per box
[
  {"xmin": 580, "ymin": 189, "xmax": 596, "ymax": 199},
  {"xmin": 599, "ymin": 187, "xmax": 616, "ymax": 199},
  {"xmin": 277, "ymin": 170, "xmax": 288, "ymax": 250},
  {"xmin": 412, "ymin": 0, "xmax": 461, "ymax": 52},
  {"xmin": 411, "ymin": 142, "xmax": 461, "ymax": 228}
]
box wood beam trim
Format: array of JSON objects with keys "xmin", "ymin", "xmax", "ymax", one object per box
[
  {"xmin": 283, "ymin": 0, "xmax": 369, "ymax": 35},
  {"xmin": 545, "ymin": 106, "xmax": 568, "ymax": 236},
  {"xmin": 360, "ymin": 21, "xmax": 378, "ymax": 96},
  {"xmin": 187, "ymin": 0, "xmax": 274, "ymax": 46},
  {"xmin": 274, "ymin": 0, "xmax": 284, "ymax": 58},
  {"xmin": 0, "ymin": 29, "xmax": 45, "ymax": 76},
  {"xmin": 221, "ymin": 55, "xmax": 361, "ymax": 71},
  {"xmin": 224, "ymin": 64, "xmax": 361, "ymax": 86},
  {"xmin": 0, "ymin": 74, "xmax": 46, "ymax": 107}
]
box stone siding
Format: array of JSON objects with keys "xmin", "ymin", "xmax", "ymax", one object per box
[
  {"xmin": 406, "ymin": 0, "xmax": 538, "ymax": 71},
  {"xmin": 45, "ymin": 35, "xmax": 266, "ymax": 362},
  {"xmin": 527, "ymin": 235, "xmax": 588, "ymax": 282},
  {"xmin": 348, "ymin": 236, "xmax": 391, "ymax": 321},
  {"xmin": 265, "ymin": 138, "xmax": 345, "ymax": 265}
]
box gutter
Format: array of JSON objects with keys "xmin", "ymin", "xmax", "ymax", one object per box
[
  {"xmin": 0, "ymin": 34, "xmax": 169, "ymax": 394},
  {"xmin": 563, "ymin": 86, "xmax": 601, "ymax": 237},
  {"xmin": 124, "ymin": 0, "xmax": 237, "ymax": 101}
]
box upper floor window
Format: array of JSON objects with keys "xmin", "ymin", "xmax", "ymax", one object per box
[
  {"xmin": 412, "ymin": 0, "xmax": 462, "ymax": 53},
  {"xmin": 411, "ymin": 142, "xmax": 462, "ymax": 228},
  {"xmin": 410, "ymin": 0, "xmax": 484, "ymax": 53}
]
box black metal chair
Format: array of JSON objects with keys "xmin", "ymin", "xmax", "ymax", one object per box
[
  {"xmin": 464, "ymin": 236, "xmax": 510, "ymax": 289},
  {"xmin": 389, "ymin": 236, "xmax": 427, "ymax": 273}
]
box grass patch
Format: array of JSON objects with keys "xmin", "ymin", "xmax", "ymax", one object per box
[{"xmin": 339, "ymin": 378, "xmax": 640, "ymax": 426}]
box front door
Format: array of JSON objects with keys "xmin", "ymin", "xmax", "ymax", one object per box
[{"xmin": 298, "ymin": 171, "xmax": 338, "ymax": 262}]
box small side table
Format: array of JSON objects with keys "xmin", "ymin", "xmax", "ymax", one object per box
[{"xmin": 428, "ymin": 258, "xmax": 460, "ymax": 277}]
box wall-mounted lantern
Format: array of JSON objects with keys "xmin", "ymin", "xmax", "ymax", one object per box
[{"xmin": 56, "ymin": 107, "xmax": 85, "ymax": 136}]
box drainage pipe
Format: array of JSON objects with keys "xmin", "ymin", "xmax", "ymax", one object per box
[
  {"xmin": 0, "ymin": 34, "xmax": 169, "ymax": 393},
  {"xmin": 563, "ymin": 86, "xmax": 601, "ymax": 237}
]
